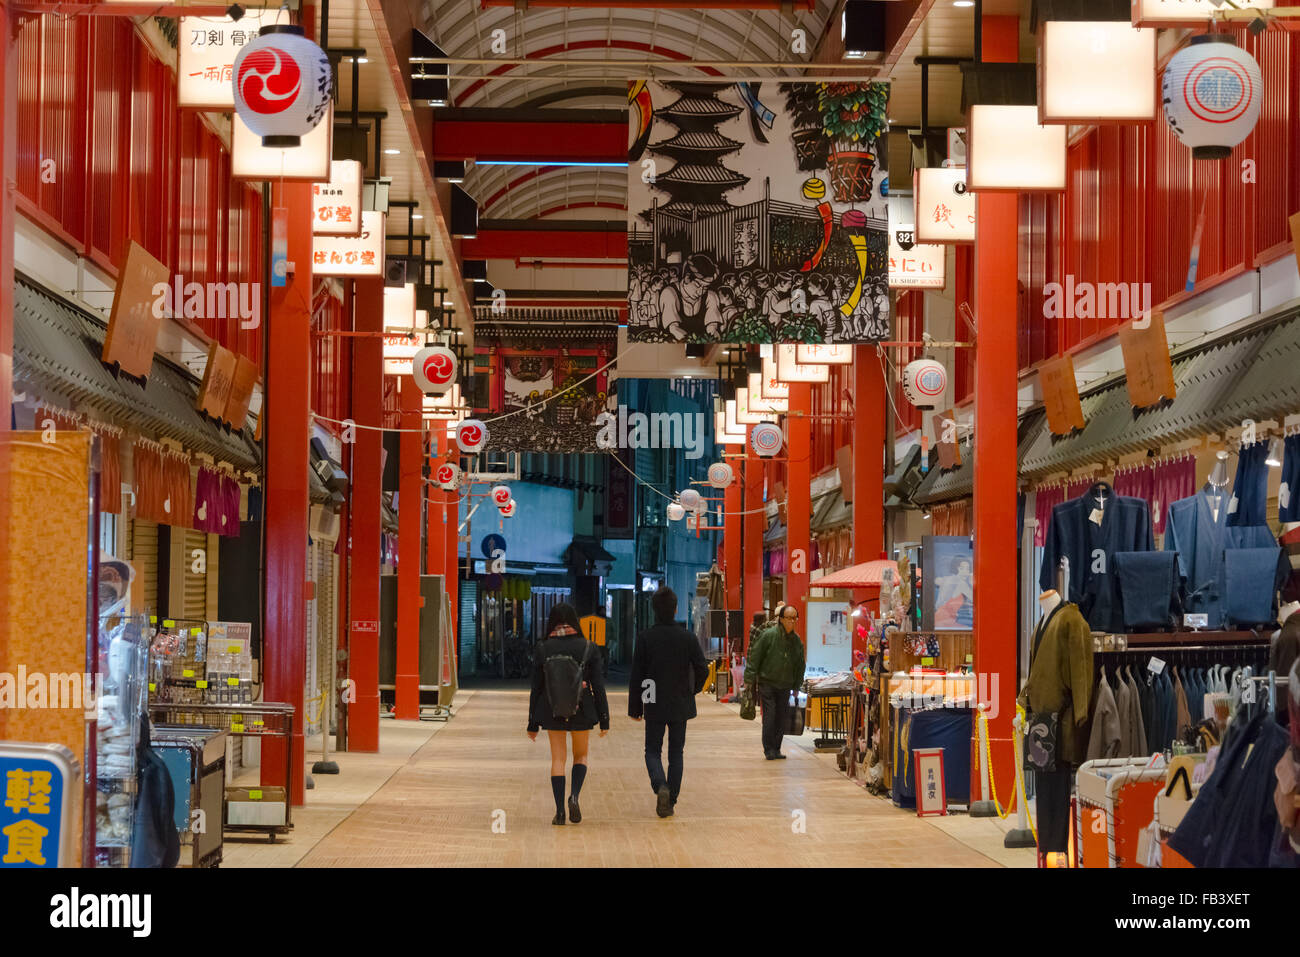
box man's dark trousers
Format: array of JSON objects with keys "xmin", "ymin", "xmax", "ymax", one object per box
[
  {"xmin": 644, "ymin": 718, "xmax": 687, "ymax": 802},
  {"xmin": 759, "ymin": 684, "xmax": 791, "ymax": 756}
]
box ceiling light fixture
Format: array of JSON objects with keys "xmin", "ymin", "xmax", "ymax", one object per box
[{"xmin": 384, "ymin": 148, "xmax": 401, "ymax": 155}]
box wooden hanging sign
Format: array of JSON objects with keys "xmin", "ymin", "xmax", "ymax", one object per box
[
  {"xmin": 103, "ymin": 241, "xmax": 170, "ymax": 379},
  {"xmin": 932, "ymin": 409, "xmax": 962, "ymax": 470},
  {"xmin": 1039, "ymin": 353, "xmax": 1087, "ymax": 435},
  {"xmin": 1118, "ymin": 311, "xmax": 1177, "ymax": 409},
  {"xmin": 225, "ymin": 355, "xmax": 259, "ymax": 430},
  {"xmin": 196, "ymin": 342, "xmax": 236, "ymax": 420},
  {"xmin": 1289, "ymin": 211, "xmax": 1300, "ymax": 275}
]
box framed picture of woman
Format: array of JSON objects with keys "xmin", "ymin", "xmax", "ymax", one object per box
[{"xmin": 921, "ymin": 535, "xmax": 974, "ymax": 632}]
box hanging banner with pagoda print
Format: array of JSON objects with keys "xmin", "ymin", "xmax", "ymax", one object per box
[{"xmin": 627, "ymin": 80, "xmax": 891, "ymax": 344}]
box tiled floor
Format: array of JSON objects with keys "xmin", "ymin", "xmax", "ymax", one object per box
[{"xmin": 223, "ymin": 688, "xmax": 1035, "ymax": 868}]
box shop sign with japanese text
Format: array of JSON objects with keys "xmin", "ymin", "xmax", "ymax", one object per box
[
  {"xmin": 0, "ymin": 743, "xmax": 77, "ymax": 868},
  {"xmin": 313, "ymin": 210, "xmax": 384, "ymax": 276},
  {"xmin": 178, "ymin": 12, "xmax": 271, "ymax": 109}
]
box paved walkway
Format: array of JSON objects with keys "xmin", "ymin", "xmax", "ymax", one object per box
[{"xmin": 224, "ymin": 688, "xmax": 1034, "ymax": 868}]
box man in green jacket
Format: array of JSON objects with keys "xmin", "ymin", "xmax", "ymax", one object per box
[{"xmin": 743, "ymin": 603, "xmax": 806, "ymax": 760}]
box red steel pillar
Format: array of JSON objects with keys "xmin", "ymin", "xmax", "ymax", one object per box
[
  {"xmin": 395, "ymin": 379, "xmax": 422, "ymax": 719},
  {"xmin": 347, "ymin": 276, "xmax": 384, "ymax": 751},
  {"xmin": 426, "ymin": 429, "xmax": 444, "ymax": 580},
  {"xmin": 785, "ymin": 384, "xmax": 812, "ymax": 634},
  {"xmin": 723, "ymin": 462, "xmax": 742, "ymax": 615},
  {"xmin": 262, "ymin": 182, "xmax": 313, "ymax": 804},
  {"xmin": 973, "ymin": 12, "xmax": 1022, "ymax": 798},
  {"xmin": 444, "ymin": 432, "xmax": 460, "ymax": 668},
  {"xmin": 742, "ymin": 438, "xmax": 764, "ymax": 649},
  {"xmin": 853, "ymin": 346, "xmax": 886, "ymax": 577}
]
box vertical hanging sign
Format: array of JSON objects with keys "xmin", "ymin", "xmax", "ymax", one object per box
[{"xmin": 271, "ymin": 207, "xmax": 289, "ymax": 288}]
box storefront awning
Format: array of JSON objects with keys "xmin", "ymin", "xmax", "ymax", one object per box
[
  {"xmin": 913, "ymin": 442, "xmax": 974, "ymax": 506},
  {"xmin": 763, "ymin": 516, "xmax": 786, "ymax": 545},
  {"xmin": 811, "ymin": 488, "xmax": 852, "ymax": 532},
  {"xmin": 1019, "ymin": 309, "xmax": 1300, "ymax": 479},
  {"xmin": 12, "ymin": 275, "xmax": 260, "ymax": 469}
]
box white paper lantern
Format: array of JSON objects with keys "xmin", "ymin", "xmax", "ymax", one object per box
[
  {"xmin": 901, "ymin": 358, "xmax": 948, "ymax": 408},
  {"xmin": 434, "ymin": 462, "xmax": 461, "ymax": 491},
  {"xmin": 233, "ymin": 25, "xmax": 332, "ymax": 148},
  {"xmin": 1162, "ymin": 35, "xmax": 1261, "ymax": 160},
  {"xmin": 679, "ymin": 488, "xmax": 703, "ymax": 511},
  {"xmin": 750, "ymin": 423, "xmax": 784, "ymax": 458},
  {"xmin": 411, "ymin": 345, "xmax": 457, "ymax": 395},
  {"xmin": 499, "ymin": 499, "xmax": 518, "ymax": 518},
  {"xmin": 707, "ymin": 462, "xmax": 734, "ymax": 489},
  {"xmin": 491, "ymin": 484, "xmax": 512, "ymax": 507},
  {"xmin": 666, "ymin": 503, "xmax": 686, "ymax": 522},
  {"xmin": 455, "ymin": 418, "xmax": 489, "ymax": 453}
]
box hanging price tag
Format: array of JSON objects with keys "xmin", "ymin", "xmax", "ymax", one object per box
[
  {"xmin": 227, "ymin": 678, "xmax": 239, "ymax": 686},
  {"xmin": 231, "ymin": 722, "xmax": 245, "ymax": 733},
  {"xmin": 164, "ymin": 619, "xmax": 176, "ymax": 628},
  {"xmin": 1147, "ymin": 656, "xmax": 1166, "ymax": 675},
  {"xmin": 195, "ymin": 680, "xmax": 208, "ymax": 689},
  {"xmin": 248, "ymin": 789, "xmax": 263, "ymax": 801},
  {"xmin": 182, "ymin": 669, "xmax": 195, "ymax": 678},
  {"xmin": 227, "ymin": 645, "xmax": 242, "ymax": 654}
]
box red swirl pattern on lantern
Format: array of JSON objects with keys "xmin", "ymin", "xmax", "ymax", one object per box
[{"xmin": 237, "ymin": 48, "xmax": 302, "ymax": 115}]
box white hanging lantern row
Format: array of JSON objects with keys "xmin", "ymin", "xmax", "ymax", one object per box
[
  {"xmin": 434, "ymin": 462, "xmax": 462, "ymax": 492},
  {"xmin": 491, "ymin": 484, "xmax": 512, "ymax": 507},
  {"xmin": 666, "ymin": 502, "xmax": 686, "ymax": 522},
  {"xmin": 499, "ymin": 499, "xmax": 518, "ymax": 518},
  {"xmin": 678, "ymin": 488, "xmax": 703, "ymax": 511},
  {"xmin": 901, "ymin": 358, "xmax": 948, "ymax": 409},
  {"xmin": 411, "ymin": 345, "xmax": 458, "ymax": 395},
  {"xmin": 1162, "ymin": 34, "xmax": 1262, "ymax": 161},
  {"xmin": 707, "ymin": 462, "xmax": 734, "ymax": 489},
  {"xmin": 233, "ymin": 25, "xmax": 332, "ymax": 148},
  {"xmin": 455, "ymin": 418, "xmax": 489, "ymax": 454},
  {"xmin": 750, "ymin": 423, "xmax": 784, "ymax": 459}
]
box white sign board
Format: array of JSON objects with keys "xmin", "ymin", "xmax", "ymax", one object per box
[
  {"xmin": 804, "ymin": 598, "xmax": 852, "ymax": 676},
  {"xmin": 312, "ymin": 209, "xmax": 384, "ymax": 277},
  {"xmin": 178, "ymin": 12, "xmax": 270, "ymax": 109},
  {"xmin": 914, "ymin": 167, "xmax": 975, "ymax": 244},
  {"xmin": 232, "ymin": 103, "xmax": 333, "ymax": 182},
  {"xmin": 312, "ymin": 161, "xmax": 363, "ymax": 236},
  {"xmin": 889, "ymin": 225, "xmax": 946, "ymax": 289},
  {"xmin": 1133, "ymin": 0, "xmax": 1272, "ymax": 24}
]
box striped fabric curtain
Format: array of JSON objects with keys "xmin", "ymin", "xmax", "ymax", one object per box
[{"xmin": 89, "ymin": 423, "xmax": 123, "ymax": 515}]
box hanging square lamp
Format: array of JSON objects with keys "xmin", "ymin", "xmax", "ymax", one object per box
[
  {"xmin": 774, "ymin": 343, "xmax": 830, "ymax": 383},
  {"xmin": 914, "ymin": 167, "xmax": 975, "ymax": 244},
  {"xmin": 1033, "ymin": 0, "xmax": 1156, "ymax": 124},
  {"xmin": 796, "ymin": 344, "xmax": 853, "ymax": 365},
  {"xmin": 962, "ymin": 62, "xmax": 1066, "ymax": 192}
]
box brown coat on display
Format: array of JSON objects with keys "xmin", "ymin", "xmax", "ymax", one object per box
[{"xmin": 1018, "ymin": 602, "xmax": 1095, "ymax": 767}]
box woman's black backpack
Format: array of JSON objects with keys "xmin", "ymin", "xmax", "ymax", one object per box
[{"xmin": 544, "ymin": 641, "xmax": 592, "ymax": 718}]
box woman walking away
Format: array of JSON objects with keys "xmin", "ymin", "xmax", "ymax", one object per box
[{"xmin": 527, "ymin": 603, "xmax": 610, "ymax": 825}]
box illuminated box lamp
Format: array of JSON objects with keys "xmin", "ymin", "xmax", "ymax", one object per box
[
  {"xmin": 961, "ymin": 62, "xmax": 1066, "ymax": 192},
  {"xmin": 232, "ymin": 103, "xmax": 332, "ymax": 182},
  {"xmin": 841, "ymin": 0, "xmax": 887, "ymax": 59},
  {"xmin": 796, "ymin": 344, "xmax": 853, "ymax": 365},
  {"xmin": 760, "ymin": 353, "xmax": 792, "ymax": 400},
  {"xmin": 383, "ymin": 282, "xmax": 417, "ymax": 330},
  {"xmin": 1032, "ymin": 0, "xmax": 1157, "ymax": 124},
  {"xmin": 774, "ymin": 344, "xmax": 829, "ymax": 384},
  {"xmin": 312, "ymin": 160, "xmax": 363, "ymax": 237},
  {"xmin": 715, "ymin": 410, "xmax": 746, "ymax": 444},
  {"xmin": 914, "ymin": 167, "xmax": 975, "ymax": 244}
]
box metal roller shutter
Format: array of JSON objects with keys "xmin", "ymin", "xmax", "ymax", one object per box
[
  {"xmin": 315, "ymin": 541, "xmax": 336, "ymax": 736},
  {"xmin": 130, "ymin": 520, "xmax": 159, "ymax": 616},
  {"xmin": 183, "ymin": 528, "xmax": 209, "ymax": 620}
]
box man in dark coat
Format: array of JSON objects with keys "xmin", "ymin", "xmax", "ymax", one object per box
[
  {"xmin": 744, "ymin": 603, "xmax": 806, "ymax": 760},
  {"xmin": 629, "ymin": 587, "xmax": 709, "ymax": 818}
]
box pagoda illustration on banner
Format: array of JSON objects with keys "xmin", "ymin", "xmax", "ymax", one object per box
[{"xmin": 627, "ymin": 80, "xmax": 891, "ymax": 345}]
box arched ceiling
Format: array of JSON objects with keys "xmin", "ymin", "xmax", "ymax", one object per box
[{"xmin": 418, "ymin": 1, "xmax": 844, "ymax": 222}]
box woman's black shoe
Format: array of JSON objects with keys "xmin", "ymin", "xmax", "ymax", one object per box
[
  {"xmin": 552, "ymin": 810, "xmax": 566, "ymax": 825},
  {"xmin": 567, "ymin": 795, "xmax": 582, "ymax": 824}
]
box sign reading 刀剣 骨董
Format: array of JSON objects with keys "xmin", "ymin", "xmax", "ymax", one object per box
[{"xmin": 178, "ymin": 11, "xmax": 272, "ymax": 109}]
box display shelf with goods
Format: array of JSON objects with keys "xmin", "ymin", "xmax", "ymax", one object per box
[
  {"xmin": 94, "ymin": 613, "xmax": 151, "ymax": 866},
  {"xmin": 147, "ymin": 702, "xmax": 295, "ymax": 841}
]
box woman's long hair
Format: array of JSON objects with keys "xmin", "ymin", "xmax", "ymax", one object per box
[{"xmin": 545, "ymin": 602, "xmax": 583, "ymax": 639}]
